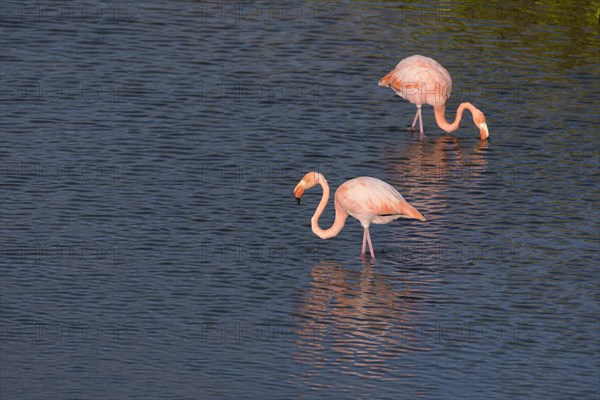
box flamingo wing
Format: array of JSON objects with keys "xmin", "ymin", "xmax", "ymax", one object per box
[
  {"xmin": 378, "ymin": 69, "xmax": 404, "ymax": 94},
  {"xmin": 379, "ymin": 55, "xmax": 452, "ymax": 106},
  {"xmin": 335, "ymin": 177, "xmax": 425, "ymax": 224}
]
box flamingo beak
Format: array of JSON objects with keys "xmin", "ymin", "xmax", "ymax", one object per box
[
  {"xmin": 293, "ymin": 180, "xmax": 305, "ymax": 206},
  {"xmin": 479, "ymin": 122, "xmax": 489, "ymax": 140}
]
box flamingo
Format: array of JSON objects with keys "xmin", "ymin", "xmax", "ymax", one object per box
[
  {"xmin": 294, "ymin": 171, "xmax": 426, "ymax": 260},
  {"xmin": 379, "ymin": 55, "xmax": 489, "ymax": 140}
]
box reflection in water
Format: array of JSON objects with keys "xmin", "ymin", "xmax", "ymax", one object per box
[
  {"xmin": 394, "ymin": 134, "xmax": 489, "ymax": 183},
  {"xmin": 291, "ymin": 261, "xmax": 433, "ymax": 382},
  {"xmin": 385, "ymin": 134, "xmax": 489, "ymax": 217},
  {"xmin": 380, "ymin": 135, "xmax": 490, "ymax": 264}
]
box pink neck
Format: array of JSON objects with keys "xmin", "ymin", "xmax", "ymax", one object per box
[
  {"xmin": 311, "ymin": 178, "xmax": 348, "ymax": 239},
  {"xmin": 433, "ymin": 102, "xmax": 477, "ymax": 133}
]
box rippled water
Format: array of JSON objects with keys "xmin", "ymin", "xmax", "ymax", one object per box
[{"xmin": 1, "ymin": 1, "xmax": 599, "ymax": 399}]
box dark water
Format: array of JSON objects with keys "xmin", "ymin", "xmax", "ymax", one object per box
[{"xmin": 1, "ymin": 1, "xmax": 599, "ymax": 398}]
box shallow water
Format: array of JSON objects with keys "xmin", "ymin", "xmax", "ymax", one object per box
[{"xmin": 1, "ymin": 1, "xmax": 599, "ymax": 399}]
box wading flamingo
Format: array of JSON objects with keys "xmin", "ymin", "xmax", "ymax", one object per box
[
  {"xmin": 294, "ymin": 171, "xmax": 426, "ymax": 260},
  {"xmin": 378, "ymin": 55, "xmax": 489, "ymax": 140}
]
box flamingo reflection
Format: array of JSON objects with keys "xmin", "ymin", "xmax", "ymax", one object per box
[
  {"xmin": 385, "ymin": 135, "xmax": 489, "ymax": 215},
  {"xmin": 291, "ymin": 261, "xmax": 434, "ymax": 382},
  {"xmin": 382, "ymin": 135, "xmax": 490, "ymax": 263}
]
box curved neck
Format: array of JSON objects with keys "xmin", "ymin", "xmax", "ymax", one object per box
[
  {"xmin": 433, "ymin": 102, "xmax": 476, "ymax": 133},
  {"xmin": 311, "ymin": 178, "xmax": 348, "ymax": 240}
]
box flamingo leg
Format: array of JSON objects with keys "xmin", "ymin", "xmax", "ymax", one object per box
[
  {"xmin": 360, "ymin": 228, "xmax": 367, "ymax": 258},
  {"xmin": 409, "ymin": 107, "xmax": 420, "ymax": 130},
  {"xmin": 417, "ymin": 106, "xmax": 424, "ymax": 134},
  {"xmin": 365, "ymin": 228, "xmax": 375, "ymax": 260},
  {"xmin": 408, "ymin": 105, "xmax": 424, "ymax": 135}
]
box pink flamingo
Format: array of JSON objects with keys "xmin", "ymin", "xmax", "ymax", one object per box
[
  {"xmin": 294, "ymin": 171, "xmax": 426, "ymax": 260},
  {"xmin": 379, "ymin": 55, "xmax": 489, "ymax": 140}
]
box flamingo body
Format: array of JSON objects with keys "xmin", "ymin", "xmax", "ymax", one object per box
[
  {"xmin": 294, "ymin": 172, "xmax": 425, "ymax": 260},
  {"xmin": 379, "ymin": 55, "xmax": 451, "ymax": 107},
  {"xmin": 379, "ymin": 55, "xmax": 489, "ymax": 140},
  {"xmin": 336, "ymin": 176, "xmax": 422, "ymax": 227}
]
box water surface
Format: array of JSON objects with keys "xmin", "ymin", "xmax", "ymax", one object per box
[{"xmin": 1, "ymin": 1, "xmax": 599, "ymax": 399}]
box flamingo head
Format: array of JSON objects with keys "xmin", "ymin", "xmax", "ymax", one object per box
[
  {"xmin": 472, "ymin": 109, "xmax": 489, "ymax": 140},
  {"xmin": 294, "ymin": 171, "xmax": 326, "ymax": 205}
]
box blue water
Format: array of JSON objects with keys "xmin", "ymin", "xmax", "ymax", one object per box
[{"xmin": 1, "ymin": 1, "xmax": 599, "ymax": 399}]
